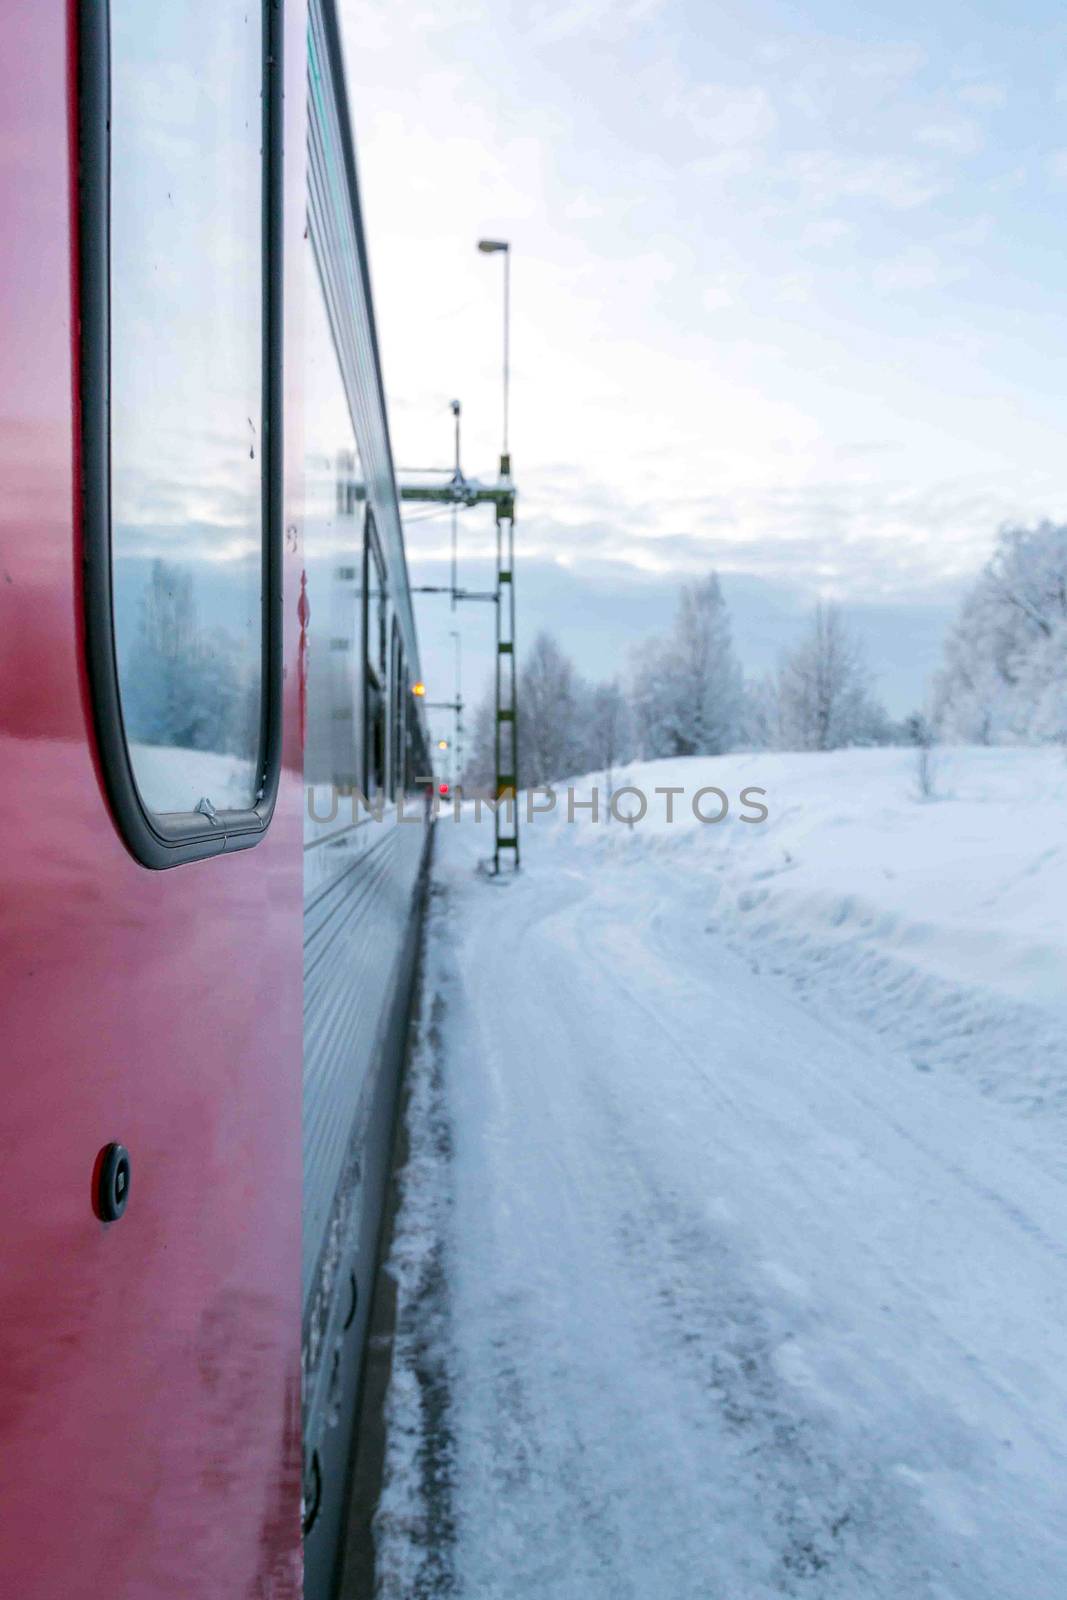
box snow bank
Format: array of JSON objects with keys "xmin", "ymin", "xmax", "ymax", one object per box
[
  {"xmin": 129, "ymin": 742, "xmax": 256, "ymax": 813},
  {"xmin": 530, "ymin": 745, "xmax": 1067, "ymax": 1124}
]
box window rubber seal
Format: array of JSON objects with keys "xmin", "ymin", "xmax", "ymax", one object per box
[{"xmin": 76, "ymin": 0, "xmax": 284, "ymax": 869}]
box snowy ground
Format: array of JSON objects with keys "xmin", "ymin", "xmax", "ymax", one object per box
[{"xmin": 373, "ymin": 746, "xmax": 1067, "ymax": 1599}]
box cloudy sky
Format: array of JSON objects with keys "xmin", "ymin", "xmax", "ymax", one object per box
[{"xmin": 339, "ymin": 0, "xmax": 1067, "ymax": 725}]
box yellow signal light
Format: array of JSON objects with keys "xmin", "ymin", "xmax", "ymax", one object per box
[{"xmin": 411, "ymin": 682, "xmax": 426, "ymax": 697}]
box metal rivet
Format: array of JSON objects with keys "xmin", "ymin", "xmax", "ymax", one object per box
[{"xmin": 97, "ymin": 1143, "xmax": 131, "ymax": 1222}]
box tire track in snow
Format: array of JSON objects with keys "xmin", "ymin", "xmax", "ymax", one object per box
[
  {"xmin": 512, "ymin": 906, "xmax": 977, "ymax": 1599},
  {"xmin": 376, "ymin": 820, "xmax": 1067, "ymax": 1599}
]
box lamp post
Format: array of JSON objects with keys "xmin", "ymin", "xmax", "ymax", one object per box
[
  {"xmin": 476, "ymin": 237, "xmax": 518, "ymax": 871},
  {"xmin": 476, "ymin": 238, "xmax": 510, "ymax": 475},
  {"xmin": 449, "ymin": 399, "xmax": 461, "ymax": 611},
  {"xmin": 450, "ymin": 628, "xmax": 463, "ymax": 791}
]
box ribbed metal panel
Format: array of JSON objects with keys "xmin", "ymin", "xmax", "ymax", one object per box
[
  {"xmin": 306, "ymin": 0, "xmax": 420, "ymax": 679},
  {"xmin": 300, "ymin": 13, "xmax": 432, "ymax": 1580},
  {"xmin": 302, "ymin": 0, "xmax": 430, "ymax": 1327},
  {"xmin": 302, "ymin": 816, "xmax": 425, "ymax": 1308}
]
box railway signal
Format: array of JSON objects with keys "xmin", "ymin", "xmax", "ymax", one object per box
[{"xmin": 398, "ymin": 238, "xmax": 519, "ymax": 873}]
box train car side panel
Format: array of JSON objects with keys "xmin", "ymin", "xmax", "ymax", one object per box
[
  {"xmin": 0, "ymin": 3, "xmax": 305, "ymax": 1594},
  {"xmin": 300, "ymin": 4, "xmax": 432, "ymax": 1590}
]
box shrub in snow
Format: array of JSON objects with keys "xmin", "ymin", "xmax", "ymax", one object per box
[
  {"xmin": 906, "ymin": 712, "xmax": 939, "ymax": 800},
  {"xmin": 932, "ymin": 521, "xmax": 1067, "ymax": 746}
]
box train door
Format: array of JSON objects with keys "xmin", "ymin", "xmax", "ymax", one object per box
[{"xmin": 0, "ymin": 4, "xmax": 304, "ymax": 1596}]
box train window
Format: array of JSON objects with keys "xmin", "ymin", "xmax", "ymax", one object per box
[
  {"xmin": 79, "ymin": 0, "xmax": 282, "ymax": 867},
  {"xmin": 364, "ymin": 520, "xmax": 387, "ymax": 798},
  {"xmin": 391, "ymin": 621, "xmax": 405, "ymax": 798},
  {"xmin": 303, "ymin": 256, "xmax": 365, "ymax": 801}
]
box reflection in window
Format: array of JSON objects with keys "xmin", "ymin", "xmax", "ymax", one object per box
[
  {"xmin": 390, "ymin": 622, "xmax": 415, "ymax": 798},
  {"xmin": 302, "ymin": 257, "xmax": 365, "ymax": 805},
  {"xmin": 109, "ymin": 2, "xmax": 264, "ymax": 814},
  {"xmin": 364, "ymin": 524, "xmax": 387, "ymax": 799}
]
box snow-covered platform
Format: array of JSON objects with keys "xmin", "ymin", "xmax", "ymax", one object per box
[{"xmin": 373, "ymin": 747, "xmax": 1067, "ymax": 1599}]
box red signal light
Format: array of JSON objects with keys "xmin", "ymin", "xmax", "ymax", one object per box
[{"xmin": 439, "ymin": 783, "xmax": 449, "ymax": 796}]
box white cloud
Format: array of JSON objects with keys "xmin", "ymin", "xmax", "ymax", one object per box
[
  {"xmin": 799, "ymin": 216, "xmax": 852, "ymax": 249},
  {"xmin": 915, "ymin": 120, "xmax": 983, "ymax": 157},
  {"xmin": 956, "ymin": 81, "xmax": 1007, "ymax": 109},
  {"xmin": 872, "ymin": 244, "xmax": 963, "ymax": 293},
  {"xmin": 773, "ymin": 273, "xmax": 812, "ymax": 306},
  {"xmin": 679, "ymin": 84, "xmax": 776, "ymax": 148},
  {"xmin": 336, "ymin": 0, "xmax": 1067, "ymax": 655},
  {"xmin": 786, "ymin": 151, "xmax": 941, "ymax": 210},
  {"xmin": 563, "ymin": 193, "xmax": 608, "ymax": 221},
  {"xmin": 340, "ymin": 0, "xmax": 487, "ymax": 50},
  {"xmin": 408, "ymin": 473, "xmax": 1061, "ymax": 605},
  {"xmin": 702, "ymin": 278, "xmax": 735, "ymax": 311},
  {"xmin": 845, "ymin": 42, "xmax": 927, "ymax": 82},
  {"xmin": 527, "ymin": 0, "xmax": 665, "ymax": 45}
]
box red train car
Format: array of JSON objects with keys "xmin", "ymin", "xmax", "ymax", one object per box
[{"xmin": 0, "ymin": 3, "xmax": 430, "ymax": 1595}]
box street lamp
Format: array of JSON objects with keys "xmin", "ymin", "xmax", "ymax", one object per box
[
  {"xmin": 450, "ymin": 628, "xmax": 463, "ymax": 791},
  {"xmin": 477, "ymin": 238, "xmax": 510, "ymax": 475},
  {"xmin": 449, "ymin": 399, "xmax": 461, "ymax": 610}
]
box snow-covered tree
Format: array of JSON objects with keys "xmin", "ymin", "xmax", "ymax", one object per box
[
  {"xmin": 462, "ymin": 677, "xmax": 497, "ymax": 790},
  {"xmin": 464, "ymin": 632, "xmax": 591, "ymax": 791},
  {"xmin": 932, "ymin": 522, "xmax": 1067, "ymax": 744},
  {"xmin": 520, "ymin": 630, "xmax": 587, "ymax": 785},
  {"xmin": 740, "ymin": 672, "xmax": 782, "ymax": 750},
  {"xmin": 632, "ymin": 573, "xmax": 741, "ymax": 757},
  {"xmin": 122, "ymin": 559, "xmax": 254, "ymax": 757},
  {"xmin": 762, "ymin": 603, "xmax": 887, "ymax": 751},
  {"xmin": 584, "ymin": 678, "xmax": 633, "ymax": 784},
  {"xmin": 1017, "ymin": 622, "xmax": 1067, "ymax": 745}
]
